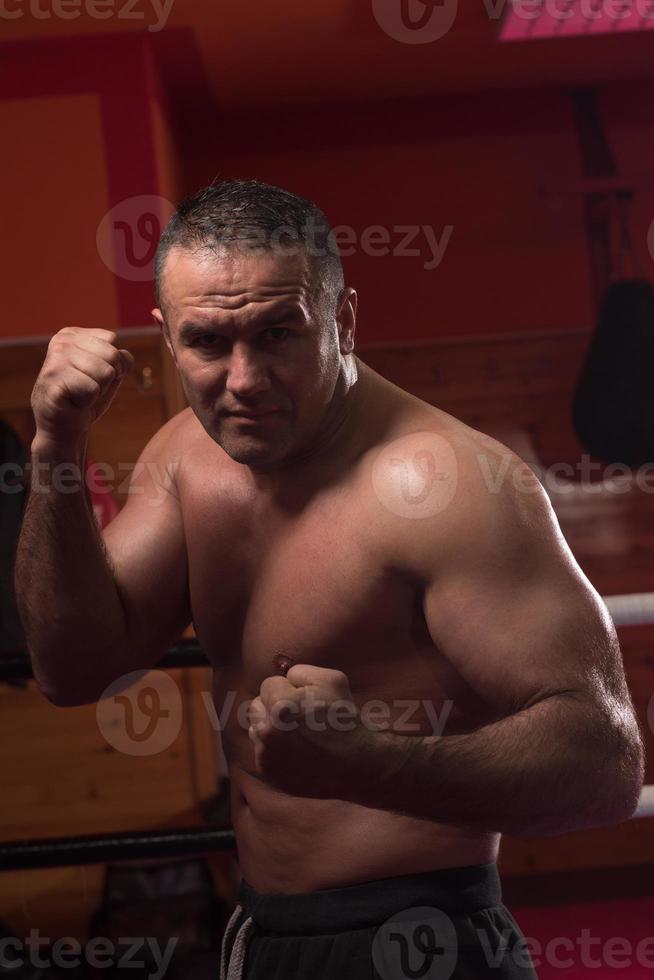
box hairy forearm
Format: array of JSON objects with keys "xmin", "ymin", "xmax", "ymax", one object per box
[
  {"xmin": 351, "ymin": 693, "xmax": 644, "ymax": 836},
  {"xmin": 14, "ymin": 442, "xmax": 128, "ymax": 704}
]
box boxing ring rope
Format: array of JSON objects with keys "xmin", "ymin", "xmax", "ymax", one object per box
[
  {"xmin": 603, "ymin": 592, "xmax": 654, "ymax": 819},
  {"xmin": 0, "ymin": 639, "xmax": 207, "ymax": 684},
  {"xmin": 602, "ymin": 592, "xmax": 654, "ymax": 627},
  {"xmin": 0, "ymin": 827, "xmax": 237, "ymax": 871},
  {"xmin": 1, "ymin": 593, "xmax": 653, "ymax": 871},
  {"xmin": 634, "ymin": 786, "xmax": 654, "ymax": 819}
]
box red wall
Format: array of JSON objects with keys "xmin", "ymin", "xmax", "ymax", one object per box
[
  {"xmin": 182, "ymin": 85, "xmax": 654, "ymax": 344},
  {"xmin": 0, "ymin": 34, "xmax": 180, "ymax": 340},
  {"xmin": 2, "ymin": 30, "xmax": 652, "ymax": 346}
]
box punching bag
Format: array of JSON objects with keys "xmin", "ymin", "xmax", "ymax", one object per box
[{"xmin": 572, "ymin": 277, "xmax": 654, "ymax": 468}]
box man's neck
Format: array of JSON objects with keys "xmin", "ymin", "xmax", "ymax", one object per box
[{"xmin": 251, "ymin": 355, "xmax": 369, "ymax": 501}]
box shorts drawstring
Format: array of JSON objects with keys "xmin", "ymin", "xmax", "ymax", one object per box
[{"xmin": 220, "ymin": 903, "xmax": 255, "ymax": 980}]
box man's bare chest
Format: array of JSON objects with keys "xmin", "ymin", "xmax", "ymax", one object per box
[
  {"xmin": 180, "ymin": 478, "xmax": 421, "ymax": 684},
  {"xmin": 177, "ymin": 456, "xmax": 496, "ymax": 737}
]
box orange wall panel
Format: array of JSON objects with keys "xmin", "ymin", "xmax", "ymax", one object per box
[{"xmin": 0, "ymin": 94, "xmax": 118, "ymax": 339}]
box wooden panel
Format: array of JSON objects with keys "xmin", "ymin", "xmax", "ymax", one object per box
[
  {"xmin": 0, "ymin": 864, "xmax": 106, "ymax": 941},
  {"xmin": 1, "ymin": 852, "xmax": 240, "ymax": 944},
  {"xmin": 360, "ymin": 331, "xmax": 588, "ymax": 461},
  {"xmin": 361, "ymin": 332, "xmax": 588, "ymax": 403},
  {"xmin": 0, "ymin": 668, "xmax": 222, "ymax": 932},
  {"xmin": 0, "ymin": 670, "xmax": 206, "ymax": 842}
]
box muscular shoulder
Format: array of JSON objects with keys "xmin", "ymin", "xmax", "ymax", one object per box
[
  {"xmin": 363, "ymin": 411, "xmax": 554, "ymax": 580},
  {"xmin": 130, "ymin": 407, "xmax": 204, "ymax": 500},
  {"xmin": 139, "ymin": 407, "xmax": 204, "ymax": 463}
]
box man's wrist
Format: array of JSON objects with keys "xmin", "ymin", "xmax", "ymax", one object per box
[
  {"xmin": 347, "ymin": 725, "xmax": 423, "ymax": 811},
  {"xmin": 29, "ymin": 433, "xmax": 89, "ymax": 495},
  {"xmin": 30, "ymin": 432, "xmax": 88, "ymax": 464}
]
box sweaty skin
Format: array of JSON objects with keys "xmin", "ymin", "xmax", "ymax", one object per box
[
  {"xmin": 158, "ymin": 366, "xmax": 502, "ymax": 895},
  {"xmin": 20, "ymin": 241, "xmax": 639, "ymax": 897},
  {"xmin": 140, "ymin": 248, "xmax": 505, "ymax": 894}
]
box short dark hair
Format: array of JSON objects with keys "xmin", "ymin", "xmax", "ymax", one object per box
[{"xmin": 154, "ymin": 178, "xmax": 344, "ymax": 316}]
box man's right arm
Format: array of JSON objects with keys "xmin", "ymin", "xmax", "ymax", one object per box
[{"xmin": 14, "ymin": 327, "xmax": 192, "ymax": 707}]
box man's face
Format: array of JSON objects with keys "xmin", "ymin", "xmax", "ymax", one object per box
[{"xmin": 153, "ymin": 245, "xmax": 354, "ymax": 470}]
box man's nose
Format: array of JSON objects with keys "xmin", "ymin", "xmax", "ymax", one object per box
[{"xmin": 225, "ymin": 345, "xmax": 270, "ymax": 399}]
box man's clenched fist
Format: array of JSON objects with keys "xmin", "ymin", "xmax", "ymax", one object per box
[
  {"xmin": 247, "ymin": 664, "xmax": 380, "ymax": 801},
  {"xmin": 31, "ymin": 327, "xmax": 134, "ymax": 453}
]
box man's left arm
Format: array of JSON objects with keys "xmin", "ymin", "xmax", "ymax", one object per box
[{"xmin": 350, "ymin": 446, "xmax": 645, "ymax": 837}]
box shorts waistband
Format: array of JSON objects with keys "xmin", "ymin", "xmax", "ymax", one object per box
[{"xmin": 238, "ymin": 862, "xmax": 501, "ymax": 934}]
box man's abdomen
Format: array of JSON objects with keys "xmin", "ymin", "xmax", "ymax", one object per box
[{"xmin": 229, "ymin": 763, "xmax": 499, "ymax": 895}]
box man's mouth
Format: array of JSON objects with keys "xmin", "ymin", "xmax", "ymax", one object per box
[{"xmin": 229, "ymin": 409, "xmax": 282, "ymax": 420}]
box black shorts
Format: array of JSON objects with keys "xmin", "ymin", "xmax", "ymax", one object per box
[{"xmin": 219, "ymin": 862, "xmax": 538, "ymax": 979}]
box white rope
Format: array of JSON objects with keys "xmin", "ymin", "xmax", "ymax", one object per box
[
  {"xmin": 601, "ymin": 595, "xmax": 654, "ymax": 821},
  {"xmin": 603, "ymin": 593, "xmax": 654, "ymax": 627},
  {"xmin": 634, "ymin": 785, "xmax": 654, "ymax": 819}
]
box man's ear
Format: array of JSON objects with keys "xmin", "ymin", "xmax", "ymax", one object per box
[
  {"xmin": 336, "ymin": 288, "xmax": 357, "ymax": 355},
  {"xmin": 152, "ymin": 308, "xmax": 176, "ymax": 363}
]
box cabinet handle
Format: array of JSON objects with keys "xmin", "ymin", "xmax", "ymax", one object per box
[{"xmin": 138, "ymin": 366, "xmax": 153, "ymax": 392}]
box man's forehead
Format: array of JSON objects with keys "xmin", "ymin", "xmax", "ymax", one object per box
[{"xmin": 162, "ymin": 245, "xmax": 313, "ymax": 310}]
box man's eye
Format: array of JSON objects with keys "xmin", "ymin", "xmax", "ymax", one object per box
[
  {"xmin": 193, "ymin": 334, "xmax": 219, "ymax": 347},
  {"xmin": 264, "ymin": 327, "xmax": 291, "ymax": 342}
]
